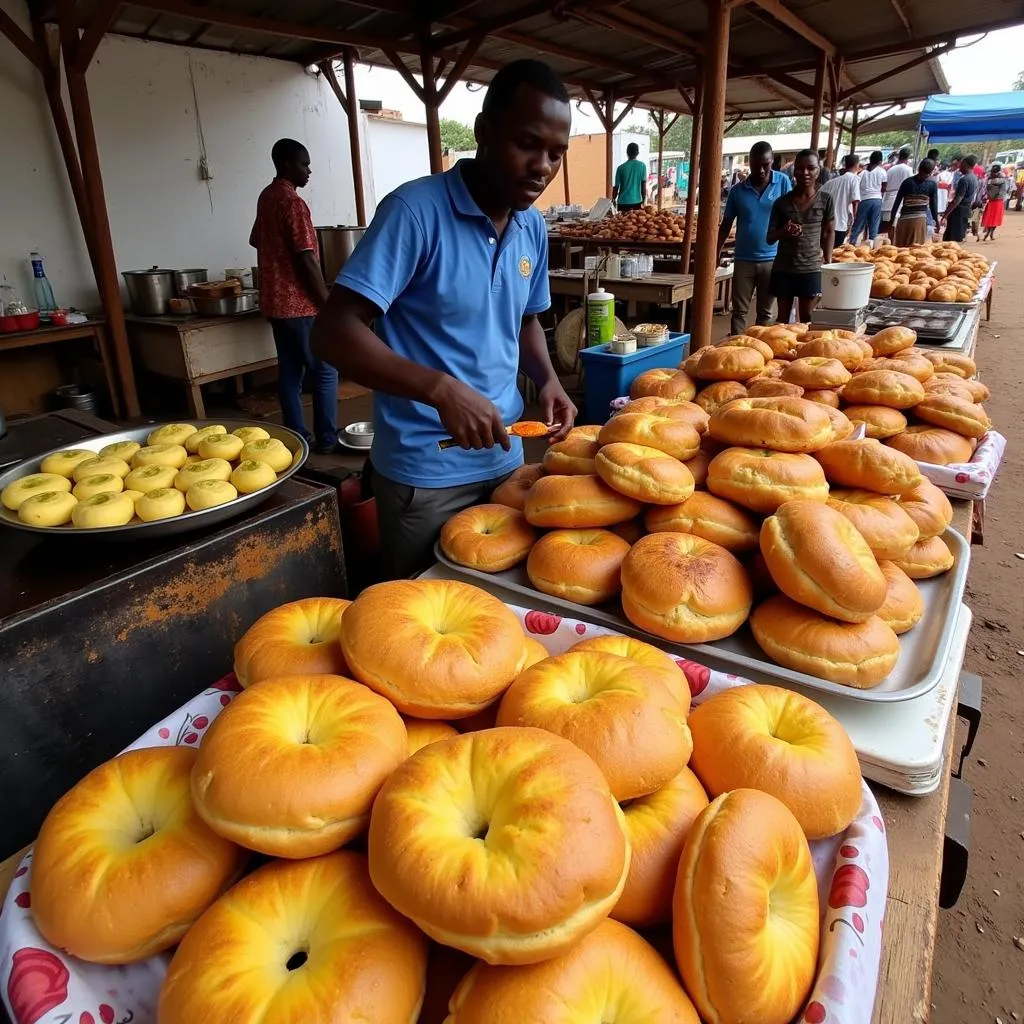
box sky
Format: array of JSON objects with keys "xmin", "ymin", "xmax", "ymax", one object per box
[{"xmin": 352, "ymin": 26, "xmax": 1024, "ymax": 131}]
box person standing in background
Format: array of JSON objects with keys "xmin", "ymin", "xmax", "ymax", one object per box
[
  {"xmin": 936, "ymin": 163, "xmax": 954, "ymax": 219},
  {"xmin": 821, "ymin": 154, "xmax": 861, "ymax": 246},
  {"xmin": 889, "ymin": 159, "xmax": 939, "ymax": 247},
  {"xmin": 881, "ymin": 148, "xmax": 913, "ymax": 237},
  {"xmin": 715, "ymin": 141, "xmax": 792, "ymax": 335},
  {"xmin": 849, "ymin": 150, "xmax": 886, "ymax": 245},
  {"xmin": 250, "ymin": 139, "xmax": 337, "ymax": 454},
  {"xmin": 612, "ymin": 143, "xmax": 646, "ymax": 211},
  {"xmin": 941, "ymin": 154, "xmax": 979, "ymax": 241},
  {"xmin": 981, "ymin": 163, "xmax": 1011, "ymax": 240}
]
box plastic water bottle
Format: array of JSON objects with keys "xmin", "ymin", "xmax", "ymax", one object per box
[{"xmin": 29, "ymin": 251, "xmax": 57, "ymax": 314}]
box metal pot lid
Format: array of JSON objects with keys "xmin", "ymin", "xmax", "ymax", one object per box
[
  {"xmin": 122, "ymin": 267, "xmax": 176, "ymax": 275},
  {"xmin": 174, "ymin": 268, "xmax": 209, "ymax": 274}
]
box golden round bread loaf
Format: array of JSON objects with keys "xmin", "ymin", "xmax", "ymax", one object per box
[
  {"xmin": 923, "ymin": 378, "xmax": 978, "ymax": 404},
  {"xmin": 842, "ymin": 369, "xmax": 925, "ymax": 409},
  {"xmin": 72, "ymin": 455, "xmax": 131, "ymax": 482},
  {"xmin": 683, "ymin": 447, "xmax": 711, "ymax": 488},
  {"xmin": 542, "ymin": 434, "xmax": 599, "ymax": 475},
  {"xmin": 196, "ymin": 432, "xmax": 245, "ymax": 461},
  {"xmin": 897, "ymin": 480, "xmax": 953, "ymax": 539},
  {"xmin": 715, "ymin": 334, "xmax": 775, "ymax": 361},
  {"xmin": 820, "ymin": 403, "xmax": 854, "ymax": 441},
  {"xmin": 446, "ymin": 918, "xmax": 700, "ymax": 1023},
  {"xmin": 341, "ymin": 579, "xmax": 526, "ymax": 718},
  {"xmin": 621, "ymin": 396, "xmax": 710, "ymax": 433},
  {"xmin": 159, "ymin": 851, "xmax": 428, "ymax": 1024},
  {"xmin": 780, "ymin": 356, "xmax": 851, "ymax": 389},
  {"xmin": 876, "ymin": 561, "xmax": 925, "ymax": 634},
  {"xmin": 869, "ymin": 325, "xmax": 917, "ymax": 355},
  {"xmin": 892, "ymin": 534, "xmax": 955, "ymax": 578},
  {"xmin": 526, "ymin": 528, "xmax": 630, "ymax": 605},
  {"xmin": 673, "ymin": 788, "xmax": 819, "ymax": 1024},
  {"xmin": 929, "ymin": 374, "xmax": 988, "ymax": 402},
  {"xmin": 124, "ymin": 463, "xmax": 176, "ymax": 493},
  {"xmin": 885, "ymin": 425, "xmax": 974, "ymax": 465},
  {"xmin": 693, "ymin": 345, "xmax": 766, "ymax": 381},
  {"xmin": 629, "ymin": 367, "xmax": 697, "ymax": 401},
  {"xmin": 135, "ymin": 486, "xmax": 186, "ymax": 522},
  {"xmin": 191, "ymin": 675, "xmax": 407, "ymax": 857},
  {"xmin": 707, "ymin": 396, "xmax": 833, "ymax": 453},
  {"xmin": 814, "ymin": 437, "xmax": 923, "ymax": 494},
  {"xmin": 32, "ymin": 747, "xmax": 245, "ymax": 963},
  {"xmin": 694, "ymin": 380, "xmax": 748, "ymax": 413},
  {"xmin": 147, "ymin": 422, "xmax": 197, "ymax": 447},
  {"xmin": 520, "ymin": 634, "xmax": 551, "ymax": 670},
  {"xmin": 913, "ymin": 394, "xmax": 991, "ymax": 439},
  {"xmin": 186, "ymin": 479, "xmax": 238, "ymax": 510},
  {"xmin": 921, "ymin": 350, "xmax": 976, "ymax": 377},
  {"xmin": 644, "ymin": 491, "xmax": 760, "ymax": 554},
  {"xmin": 39, "ymin": 448, "xmax": 97, "ymax": 477},
  {"xmin": 595, "ymin": 442, "xmax": 695, "ymax": 505},
  {"xmin": 72, "ymin": 490, "xmax": 136, "ymax": 528},
  {"xmin": 99, "ymin": 439, "xmax": 142, "ymax": 462},
  {"xmin": 234, "ymin": 596, "xmax": 350, "ymax": 686},
  {"xmin": 404, "ymin": 717, "xmax": 461, "ymax": 757},
  {"xmin": 232, "ymin": 425, "xmax": 271, "ymax": 443},
  {"xmin": 173, "ymin": 457, "xmax": 233, "ymax": 492},
  {"xmin": 746, "ymin": 378, "xmax": 804, "ymax": 398},
  {"xmin": 524, "ymin": 474, "xmax": 644, "ymax": 528},
  {"xmin": 367, "ymin": 727, "xmax": 630, "ymax": 964},
  {"xmin": 794, "ymin": 335, "xmax": 865, "ymax": 369},
  {"xmin": 570, "ymin": 634, "xmax": 689, "ymax": 708},
  {"xmin": 826, "ymin": 488, "xmax": 920, "ymax": 559},
  {"xmin": 707, "ymin": 448, "xmax": 828, "ymax": 513},
  {"xmin": 842, "ymin": 404, "xmax": 908, "ymax": 439},
  {"xmin": 131, "ymin": 443, "xmax": 189, "ymax": 470},
  {"xmin": 599, "ymin": 408, "xmax": 702, "ymax": 460},
  {"xmin": 801, "ymin": 388, "xmax": 841, "ymax": 407},
  {"xmin": 17, "ymin": 490, "xmax": 77, "ymax": 526},
  {"xmin": 688, "ymin": 685, "xmax": 861, "ymax": 839},
  {"xmin": 2, "ymin": 472, "xmax": 71, "ymax": 510},
  {"xmin": 72, "ymin": 473, "xmax": 124, "ymax": 501},
  {"xmin": 183, "ymin": 424, "xmax": 227, "ymax": 453},
  {"xmin": 758, "ymin": 325, "xmax": 801, "ymax": 358},
  {"xmin": 871, "ymin": 353, "xmax": 935, "ymax": 382},
  {"xmin": 497, "ymin": 651, "xmax": 692, "ymax": 800},
  {"xmin": 490, "ymin": 463, "xmax": 543, "ymax": 510},
  {"xmin": 760, "ymin": 500, "xmax": 886, "ymax": 622},
  {"xmin": 611, "ymin": 769, "xmax": 708, "ymax": 927},
  {"xmin": 240, "ymin": 437, "xmax": 293, "ymax": 472},
  {"xmin": 440, "ymin": 503, "xmax": 537, "ymax": 572},
  {"xmin": 750, "ymin": 595, "xmax": 900, "ymax": 688},
  {"xmin": 680, "ymin": 351, "xmax": 703, "ymax": 376},
  {"xmin": 621, "ymin": 533, "xmax": 753, "ymax": 643}
]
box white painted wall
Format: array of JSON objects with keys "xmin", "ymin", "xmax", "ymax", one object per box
[
  {"xmin": 0, "ymin": 0, "xmax": 357, "ymax": 311},
  {"xmin": 361, "ymin": 116, "xmax": 431, "ymax": 219}
]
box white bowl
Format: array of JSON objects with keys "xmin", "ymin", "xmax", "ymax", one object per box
[{"xmin": 343, "ymin": 421, "xmax": 374, "ymax": 448}]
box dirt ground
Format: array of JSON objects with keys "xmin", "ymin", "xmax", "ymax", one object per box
[{"xmin": 927, "ymin": 215, "xmax": 1024, "ymax": 1023}]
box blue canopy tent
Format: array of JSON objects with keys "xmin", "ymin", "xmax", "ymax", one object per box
[{"xmin": 919, "ymin": 92, "xmax": 1024, "ymax": 143}]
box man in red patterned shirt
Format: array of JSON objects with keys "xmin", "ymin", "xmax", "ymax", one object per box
[{"xmin": 250, "ymin": 139, "xmax": 337, "ymax": 452}]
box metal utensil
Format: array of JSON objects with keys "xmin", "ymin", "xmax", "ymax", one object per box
[
  {"xmin": 438, "ymin": 421, "xmax": 557, "ymax": 450},
  {"xmin": 191, "ymin": 290, "xmax": 259, "ymax": 316},
  {"xmin": 122, "ymin": 267, "xmax": 176, "ymax": 316},
  {"xmin": 172, "ymin": 269, "xmax": 208, "ymax": 296}
]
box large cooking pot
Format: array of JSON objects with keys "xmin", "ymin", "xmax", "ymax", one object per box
[
  {"xmin": 122, "ymin": 267, "xmax": 175, "ymax": 316},
  {"xmin": 172, "ymin": 268, "xmax": 208, "ymax": 297}
]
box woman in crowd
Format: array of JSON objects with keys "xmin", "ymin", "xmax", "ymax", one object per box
[
  {"xmin": 981, "ymin": 163, "xmax": 1011, "ymax": 241},
  {"xmin": 889, "ymin": 159, "xmax": 939, "ymax": 247}
]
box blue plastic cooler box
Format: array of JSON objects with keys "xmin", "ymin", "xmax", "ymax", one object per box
[{"xmin": 577, "ymin": 332, "xmax": 690, "ymax": 424}]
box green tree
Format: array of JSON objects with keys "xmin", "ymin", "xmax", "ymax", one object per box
[
  {"xmin": 1014, "ymin": 70, "xmax": 1024, "ymax": 90},
  {"xmin": 440, "ymin": 118, "xmax": 476, "ymax": 153}
]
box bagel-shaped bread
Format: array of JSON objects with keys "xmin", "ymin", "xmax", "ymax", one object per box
[
  {"xmin": 750, "ymin": 595, "xmax": 900, "ymax": 688},
  {"xmin": 826, "ymin": 488, "xmax": 920, "ymax": 559},
  {"xmin": 673, "ymin": 789, "xmax": 819, "ymax": 1024},
  {"xmin": 621, "ymin": 396, "xmax": 710, "ymax": 433},
  {"xmin": 680, "ymin": 351, "xmax": 703, "ymax": 376},
  {"xmin": 520, "ymin": 635, "xmax": 551, "ymax": 670},
  {"xmin": 131, "ymin": 443, "xmax": 189, "ymax": 470},
  {"xmin": 714, "ymin": 334, "xmax": 775, "ymax": 361},
  {"xmin": 869, "ymin": 325, "xmax": 917, "ymax": 355},
  {"xmin": 158, "ymin": 851, "xmax": 428, "ymax": 1024},
  {"xmin": 234, "ymin": 596, "xmax": 351, "ymax": 687},
  {"xmin": 191, "ymin": 675, "xmax": 407, "ymax": 857},
  {"xmin": 542, "ymin": 434, "xmax": 599, "ymax": 475},
  {"xmin": 814, "ymin": 437, "xmax": 923, "ymax": 494},
  {"xmin": 368, "ymin": 727, "xmax": 630, "ymax": 964},
  {"xmin": 876, "ymin": 560, "xmax": 925, "ymax": 634},
  {"xmin": 72, "ymin": 455, "xmax": 131, "ymax": 482},
  {"xmin": 758, "ymin": 325, "xmax": 801, "ymax": 358},
  {"xmin": 447, "ymin": 919, "xmax": 700, "ymax": 1023},
  {"xmin": 820, "ymin": 404, "xmax": 854, "ymax": 441},
  {"xmin": 842, "ymin": 369, "xmax": 925, "ymax": 409},
  {"xmin": 524, "ymin": 474, "xmax": 644, "ymax": 528},
  {"xmin": 490, "ymin": 463, "xmax": 543, "ymax": 510},
  {"xmin": 440, "ymin": 503, "xmax": 537, "ymax": 572},
  {"xmin": 599, "ymin": 408, "xmax": 702, "ymax": 460},
  {"xmin": 760, "ymin": 500, "xmax": 886, "ymax": 622},
  {"xmin": 183, "ymin": 424, "xmax": 227, "ymax": 453},
  {"xmin": 842, "ymin": 404, "xmax": 908, "ymax": 439},
  {"xmin": 595, "ymin": 442, "xmax": 695, "ymax": 505},
  {"xmin": 621, "ymin": 533, "xmax": 753, "ymax": 643},
  {"xmin": 694, "ymin": 380, "xmax": 748, "ymax": 413},
  {"xmin": 570, "ymin": 634, "xmax": 689, "ymax": 709},
  {"xmin": 913, "ymin": 394, "xmax": 991, "ymax": 439},
  {"xmin": 923, "ymin": 378, "xmax": 979, "ymax": 404},
  {"xmin": 629, "ymin": 367, "xmax": 697, "ymax": 401},
  {"xmin": 781, "ymin": 356, "xmax": 851, "ymax": 389},
  {"xmin": 240, "ymin": 437, "xmax": 293, "ymax": 472},
  {"xmin": 497, "ymin": 651, "xmax": 692, "ymax": 800},
  {"xmin": 871, "ymin": 353, "xmax": 935, "ymax": 382},
  {"xmin": 2, "ymin": 472, "xmax": 71, "ymax": 511},
  {"xmin": 707, "ymin": 448, "xmax": 829, "ymax": 513},
  {"xmin": 683, "ymin": 448, "xmax": 712, "ymax": 488},
  {"xmin": 341, "ymin": 579, "xmax": 526, "ymax": 718},
  {"xmin": 801, "ymin": 388, "xmax": 841, "ymax": 407},
  {"xmin": 688, "ymin": 684, "xmax": 862, "ymax": 839},
  {"xmin": 707, "ymin": 397, "xmax": 834, "ymax": 453},
  {"xmin": 693, "ymin": 345, "xmax": 766, "ymax": 381},
  {"xmin": 794, "ymin": 335, "xmax": 865, "ymax": 369},
  {"xmin": 929, "ymin": 374, "xmax": 988, "ymax": 402},
  {"xmin": 746, "ymin": 378, "xmax": 804, "ymax": 399},
  {"xmin": 921, "ymin": 350, "xmax": 976, "ymax": 377},
  {"xmin": 39, "ymin": 448, "xmax": 96, "ymax": 477},
  {"xmin": 18, "ymin": 490, "xmax": 78, "ymax": 526},
  {"xmin": 897, "ymin": 480, "xmax": 953, "ymax": 539},
  {"xmin": 32, "ymin": 747, "xmax": 245, "ymax": 963},
  {"xmin": 892, "ymin": 534, "xmax": 955, "ymax": 579},
  {"xmin": 526, "ymin": 528, "xmax": 630, "ymax": 605},
  {"xmin": 885, "ymin": 425, "xmax": 974, "ymax": 465},
  {"xmin": 645, "ymin": 490, "xmax": 760, "ymax": 554}
]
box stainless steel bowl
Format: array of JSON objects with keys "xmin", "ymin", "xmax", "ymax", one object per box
[
  {"xmin": 0, "ymin": 419, "xmax": 308, "ymax": 540},
  {"xmin": 191, "ymin": 290, "xmax": 259, "ymax": 316},
  {"xmin": 343, "ymin": 421, "xmax": 374, "ymax": 448},
  {"xmin": 173, "ymin": 268, "xmax": 208, "ymax": 296}
]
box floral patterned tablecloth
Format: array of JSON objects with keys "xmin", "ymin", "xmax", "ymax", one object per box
[
  {"xmin": 1, "ymin": 608, "xmax": 888, "ymax": 1024},
  {"xmin": 913, "ymin": 428, "xmax": 1005, "ymax": 500}
]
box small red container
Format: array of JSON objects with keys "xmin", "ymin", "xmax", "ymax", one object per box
[
  {"xmin": 0, "ymin": 316, "xmax": 19, "ymax": 334},
  {"xmin": 49, "ymin": 309, "xmax": 70, "ymax": 327},
  {"xmin": 14, "ymin": 311, "xmax": 40, "ymax": 331}
]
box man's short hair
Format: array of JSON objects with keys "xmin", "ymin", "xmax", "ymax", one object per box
[
  {"xmin": 869, "ymin": 150, "xmax": 884, "ymax": 165},
  {"xmin": 482, "ymin": 59, "xmax": 569, "ymax": 118},
  {"xmin": 927, "ymin": 148, "xmax": 940, "ymax": 161},
  {"xmin": 795, "ymin": 149, "xmax": 818, "ymax": 163},
  {"xmin": 843, "ymin": 154, "xmax": 860, "ymax": 170},
  {"xmin": 961, "ymin": 154, "xmax": 978, "ymax": 169},
  {"xmin": 271, "ymin": 138, "xmax": 306, "ymax": 169},
  {"xmin": 898, "ymin": 147, "xmax": 912, "ymax": 160},
  {"xmin": 749, "ymin": 141, "xmax": 773, "ymax": 162},
  {"xmin": 627, "ymin": 142, "xmax": 640, "ymax": 158},
  {"xmin": 919, "ymin": 158, "xmax": 935, "ymax": 175}
]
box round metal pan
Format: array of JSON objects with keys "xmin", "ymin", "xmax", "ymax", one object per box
[{"xmin": 0, "ymin": 419, "xmax": 308, "ymax": 540}]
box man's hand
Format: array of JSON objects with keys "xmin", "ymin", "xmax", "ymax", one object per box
[
  {"xmin": 431, "ymin": 376, "xmax": 510, "ymax": 451},
  {"xmin": 783, "ymin": 219, "xmax": 802, "ymax": 237},
  {"xmin": 538, "ymin": 381, "xmax": 577, "ymax": 442}
]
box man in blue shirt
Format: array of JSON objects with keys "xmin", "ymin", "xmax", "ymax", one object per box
[
  {"xmin": 716, "ymin": 142, "xmax": 792, "ymax": 336},
  {"xmin": 312, "ymin": 60, "xmax": 575, "ymax": 579}
]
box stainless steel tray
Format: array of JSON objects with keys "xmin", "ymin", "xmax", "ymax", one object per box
[
  {"xmin": 0, "ymin": 419, "xmax": 307, "ymax": 539},
  {"xmin": 433, "ymin": 527, "xmax": 970, "ymax": 703}
]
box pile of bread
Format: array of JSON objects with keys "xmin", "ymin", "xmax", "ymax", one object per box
[
  {"xmin": 1, "ymin": 422, "xmax": 294, "ymax": 528},
  {"xmin": 830, "ymin": 240, "xmax": 990, "ymax": 303},
  {"xmin": 558, "ymin": 206, "xmax": 687, "ymax": 242},
  {"xmin": 28, "ymin": 582, "xmax": 869, "ymax": 1024}
]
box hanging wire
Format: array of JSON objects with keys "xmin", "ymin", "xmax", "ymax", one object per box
[{"xmin": 188, "ymin": 54, "xmax": 214, "ymax": 213}]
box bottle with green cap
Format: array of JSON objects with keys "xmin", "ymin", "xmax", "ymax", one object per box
[{"xmin": 587, "ymin": 286, "xmax": 615, "ymax": 346}]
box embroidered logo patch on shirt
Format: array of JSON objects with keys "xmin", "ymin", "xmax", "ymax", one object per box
[{"xmin": 519, "ymin": 255, "xmax": 532, "ymax": 278}]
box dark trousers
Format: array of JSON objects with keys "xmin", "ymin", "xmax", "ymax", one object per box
[
  {"xmin": 268, "ymin": 316, "xmax": 338, "ymax": 449},
  {"xmin": 943, "ymin": 207, "xmax": 971, "ymax": 243},
  {"xmin": 834, "ymin": 230, "xmax": 848, "ymax": 246}
]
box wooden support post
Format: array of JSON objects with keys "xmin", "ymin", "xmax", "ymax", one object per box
[
  {"xmin": 342, "ymin": 50, "xmax": 367, "ymax": 225},
  {"xmin": 655, "ymin": 109, "xmax": 665, "ymax": 209},
  {"xmin": 681, "ymin": 85, "xmax": 701, "ymax": 275},
  {"xmin": 690, "ymin": 0, "xmax": 729, "ymax": 348},
  {"xmin": 810, "ymin": 50, "xmax": 827, "ymax": 153},
  {"xmin": 849, "ymin": 106, "xmax": 859, "ymax": 156},
  {"xmin": 825, "ymin": 58, "xmax": 842, "ymax": 168},
  {"xmin": 421, "ymin": 49, "xmax": 443, "ymax": 174},
  {"xmin": 562, "ymin": 147, "xmax": 571, "ymax": 204},
  {"xmin": 603, "ymin": 89, "xmax": 615, "ymax": 197}
]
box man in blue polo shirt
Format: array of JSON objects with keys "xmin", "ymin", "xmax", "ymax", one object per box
[
  {"xmin": 312, "ymin": 60, "xmax": 575, "ymax": 579},
  {"xmin": 716, "ymin": 142, "xmax": 791, "ymax": 335}
]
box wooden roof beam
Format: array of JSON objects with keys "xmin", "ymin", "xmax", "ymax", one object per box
[
  {"xmin": 744, "ymin": 0, "xmax": 836, "ymax": 58},
  {"xmin": 838, "ymin": 41, "xmax": 954, "ymax": 102},
  {"xmin": 0, "ymin": 6, "xmax": 43, "ymax": 70},
  {"xmin": 428, "ymin": 0, "xmax": 550, "ymax": 50}
]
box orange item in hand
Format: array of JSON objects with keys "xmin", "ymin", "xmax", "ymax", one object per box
[{"xmin": 507, "ymin": 421, "xmax": 551, "ymax": 438}]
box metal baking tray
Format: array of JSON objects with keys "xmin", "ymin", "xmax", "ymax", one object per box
[
  {"xmin": 0, "ymin": 419, "xmax": 307, "ymax": 540},
  {"xmin": 433, "ymin": 527, "xmax": 969, "ymax": 703},
  {"xmin": 866, "ymin": 303, "xmax": 967, "ymax": 340}
]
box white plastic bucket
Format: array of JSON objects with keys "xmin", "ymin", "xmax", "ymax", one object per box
[{"xmin": 820, "ymin": 262, "xmax": 874, "ymax": 309}]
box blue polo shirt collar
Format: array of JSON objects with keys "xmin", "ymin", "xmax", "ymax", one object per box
[{"xmin": 446, "ymin": 160, "xmax": 527, "ymax": 231}]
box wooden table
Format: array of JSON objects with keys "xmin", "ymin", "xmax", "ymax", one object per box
[{"xmin": 548, "ymin": 269, "xmax": 695, "ymax": 330}]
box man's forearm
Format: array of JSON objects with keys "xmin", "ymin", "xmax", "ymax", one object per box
[
  {"xmin": 821, "ymin": 226, "xmax": 834, "ymax": 265},
  {"xmin": 519, "ymin": 315, "xmax": 559, "ymax": 389},
  {"xmin": 297, "ymin": 250, "xmax": 329, "ymax": 307}
]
